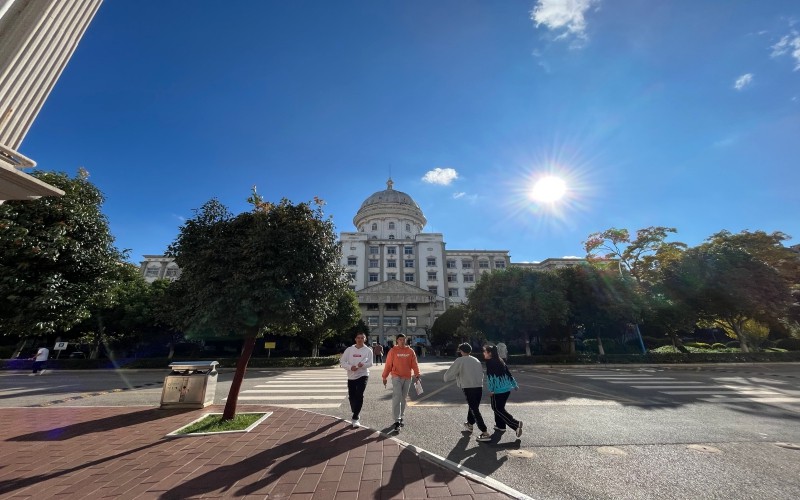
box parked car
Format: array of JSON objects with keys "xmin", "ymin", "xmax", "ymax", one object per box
[{"xmin": 68, "ymin": 351, "xmax": 86, "ymax": 359}]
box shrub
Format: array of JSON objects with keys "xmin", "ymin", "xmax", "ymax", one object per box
[
  {"xmin": 710, "ymin": 343, "xmax": 727, "ymax": 349},
  {"xmin": 685, "ymin": 342, "xmax": 712, "ymax": 349},
  {"xmin": 582, "ymin": 339, "xmax": 598, "ymax": 353},
  {"xmin": 776, "ymin": 338, "xmax": 800, "ymax": 351},
  {"xmin": 725, "ymin": 341, "xmax": 740, "ymax": 348}
]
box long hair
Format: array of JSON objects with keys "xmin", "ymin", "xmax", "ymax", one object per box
[{"xmin": 484, "ymin": 345, "xmax": 505, "ymax": 367}]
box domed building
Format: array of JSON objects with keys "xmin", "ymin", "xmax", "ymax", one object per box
[{"xmin": 341, "ymin": 179, "xmax": 511, "ymax": 347}]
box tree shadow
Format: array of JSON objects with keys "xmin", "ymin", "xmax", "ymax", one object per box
[
  {"xmin": 161, "ymin": 421, "xmax": 381, "ymax": 498},
  {"xmin": 7, "ymin": 408, "xmax": 193, "ymax": 442}
]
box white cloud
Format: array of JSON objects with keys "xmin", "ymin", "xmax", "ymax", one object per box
[
  {"xmin": 531, "ymin": 0, "xmax": 599, "ymax": 44},
  {"xmin": 452, "ymin": 191, "xmax": 478, "ymax": 202},
  {"xmin": 422, "ymin": 167, "xmax": 458, "ymax": 185},
  {"xmin": 734, "ymin": 73, "xmax": 753, "ymax": 90},
  {"xmin": 562, "ymin": 256, "xmax": 582, "ymax": 259},
  {"xmin": 771, "ymin": 32, "xmax": 800, "ymax": 70},
  {"xmin": 173, "ymin": 214, "xmax": 186, "ymax": 223},
  {"xmin": 452, "ymin": 192, "xmax": 466, "ymax": 199}
]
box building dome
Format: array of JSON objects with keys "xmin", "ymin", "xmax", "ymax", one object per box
[{"xmin": 353, "ymin": 179, "xmax": 427, "ymax": 230}]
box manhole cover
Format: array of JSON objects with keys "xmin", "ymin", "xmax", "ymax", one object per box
[
  {"xmin": 507, "ymin": 449, "xmax": 536, "ymax": 458},
  {"xmin": 687, "ymin": 444, "xmax": 721, "ymax": 454},
  {"xmin": 775, "ymin": 442, "xmax": 800, "ymax": 450},
  {"xmin": 597, "ymin": 446, "xmax": 627, "ymax": 456}
]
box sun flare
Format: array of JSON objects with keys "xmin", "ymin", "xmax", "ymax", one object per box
[{"xmin": 530, "ymin": 176, "xmax": 567, "ymax": 203}]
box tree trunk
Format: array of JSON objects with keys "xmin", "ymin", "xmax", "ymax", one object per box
[
  {"xmin": 222, "ymin": 335, "xmax": 256, "ymax": 421},
  {"xmin": 597, "ymin": 336, "xmax": 605, "ymax": 356},
  {"xmin": 91, "ymin": 316, "xmax": 105, "ymax": 360},
  {"xmin": 524, "ymin": 338, "xmax": 531, "ymax": 356}
]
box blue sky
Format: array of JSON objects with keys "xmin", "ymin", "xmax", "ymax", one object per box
[{"xmin": 20, "ymin": 0, "xmax": 800, "ymax": 263}]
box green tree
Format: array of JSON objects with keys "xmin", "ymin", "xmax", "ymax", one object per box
[
  {"xmin": 165, "ymin": 192, "xmax": 349, "ymax": 420},
  {"xmin": 297, "ymin": 288, "xmax": 360, "ymax": 357},
  {"xmin": 430, "ymin": 305, "xmax": 470, "ymax": 348},
  {"xmin": 0, "ymin": 169, "xmax": 123, "ymax": 340},
  {"xmin": 663, "ymin": 243, "xmax": 793, "ymax": 352}
]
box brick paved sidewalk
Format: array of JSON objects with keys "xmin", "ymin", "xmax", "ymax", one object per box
[{"xmin": 0, "ymin": 405, "xmax": 514, "ymax": 499}]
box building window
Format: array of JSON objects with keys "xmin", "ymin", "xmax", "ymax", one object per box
[
  {"xmin": 369, "ymin": 273, "xmax": 379, "ymax": 282},
  {"xmin": 387, "ymin": 246, "xmax": 397, "ymax": 255},
  {"xmin": 347, "ymin": 271, "xmax": 356, "ymax": 280},
  {"xmin": 447, "ymin": 274, "xmax": 457, "ymax": 283},
  {"xmin": 495, "ymin": 260, "xmax": 506, "ymax": 269},
  {"xmin": 371, "ymin": 223, "xmax": 377, "ymax": 230},
  {"xmin": 404, "ymin": 273, "xmax": 415, "ymax": 282},
  {"xmin": 462, "ymin": 260, "xmax": 472, "ymax": 269},
  {"xmin": 407, "ymin": 303, "xmax": 417, "ymax": 310},
  {"xmin": 446, "ymin": 260, "xmax": 457, "ymax": 269},
  {"xmin": 347, "ymin": 257, "xmax": 357, "ymax": 266},
  {"xmin": 369, "ymin": 246, "xmax": 379, "ymax": 255},
  {"xmin": 388, "ymin": 222, "xmax": 395, "ymax": 229},
  {"xmin": 164, "ymin": 268, "xmax": 179, "ymax": 278},
  {"xmin": 387, "ymin": 260, "xmax": 397, "ymax": 268},
  {"xmin": 387, "ymin": 272, "xmax": 397, "ymax": 280},
  {"xmin": 405, "ymin": 223, "xmax": 411, "ymax": 231},
  {"xmin": 389, "ymin": 235, "xmax": 394, "ymax": 239},
  {"xmin": 367, "ymin": 316, "xmax": 379, "ymax": 327},
  {"xmin": 427, "ymin": 271, "xmax": 437, "ymax": 280},
  {"xmin": 427, "ymin": 257, "xmax": 436, "ymax": 266},
  {"xmin": 407, "ymin": 316, "xmax": 417, "ymax": 327},
  {"xmin": 463, "ymin": 274, "xmax": 474, "ymax": 283},
  {"xmin": 404, "ymin": 259, "xmax": 414, "ymax": 268},
  {"xmin": 145, "ymin": 267, "xmax": 160, "ymax": 277},
  {"xmin": 368, "ymin": 259, "xmax": 379, "ymax": 268},
  {"xmin": 384, "ymin": 317, "xmax": 402, "ymax": 327},
  {"xmin": 367, "ymin": 304, "xmax": 379, "ymax": 311},
  {"xmin": 428, "ymin": 286, "xmax": 438, "ymax": 295},
  {"xmin": 448, "ymin": 288, "xmax": 459, "ymax": 297},
  {"xmin": 479, "ymin": 260, "xmax": 490, "ymax": 269},
  {"xmin": 386, "ymin": 303, "xmax": 399, "ymax": 311},
  {"xmin": 404, "ymin": 246, "xmax": 413, "ymax": 255}
]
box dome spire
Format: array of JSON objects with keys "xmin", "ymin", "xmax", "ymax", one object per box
[{"xmin": 386, "ymin": 178, "xmax": 394, "ymax": 190}]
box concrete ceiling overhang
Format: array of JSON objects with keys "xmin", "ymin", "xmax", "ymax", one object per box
[{"xmin": 0, "ymin": 144, "xmax": 63, "ymax": 201}]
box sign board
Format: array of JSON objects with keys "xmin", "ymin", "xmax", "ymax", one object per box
[
  {"xmin": 54, "ymin": 342, "xmax": 68, "ymax": 351},
  {"xmin": 264, "ymin": 342, "xmax": 276, "ymax": 349}
]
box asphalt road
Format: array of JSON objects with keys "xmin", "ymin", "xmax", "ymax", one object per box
[{"xmin": 3, "ymin": 360, "xmax": 800, "ymax": 499}]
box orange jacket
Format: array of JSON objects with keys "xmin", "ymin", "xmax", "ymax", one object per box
[{"xmin": 382, "ymin": 346, "xmax": 420, "ymax": 380}]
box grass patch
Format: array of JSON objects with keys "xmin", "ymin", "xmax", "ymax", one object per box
[{"xmin": 176, "ymin": 413, "xmax": 267, "ymax": 435}]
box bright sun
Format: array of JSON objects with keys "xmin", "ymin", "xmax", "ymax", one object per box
[{"xmin": 530, "ymin": 176, "xmax": 567, "ymax": 203}]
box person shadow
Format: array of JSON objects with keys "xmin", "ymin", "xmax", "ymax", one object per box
[{"xmin": 445, "ymin": 432, "xmax": 516, "ymax": 477}]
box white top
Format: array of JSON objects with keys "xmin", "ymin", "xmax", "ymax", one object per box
[
  {"xmin": 340, "ymin": 345, "xmax": 374, "ymax": 380},
  {"xmin": 35, "ymin": 348, "xmax": 49, "ymax": 361},
  {"xmin": 443, "ymin": 354, "xmax": 484, "ymax": 389}
]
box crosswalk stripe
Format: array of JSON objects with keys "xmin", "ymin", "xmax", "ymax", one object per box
[
  {"xmin": 630, "ymin": 385, "xmax": 715, "ymax": 389},
  {"xmin": 660, "ymin": 390, "xmax": 781, "ymax": 395},
  {"xmin": 233, "ymin": 395, "xmax": 345, "ymax": 400},
  {"xmin": 253, "ymin": 384, "xmax": 343, "ymax": 388},
  {"xmin": 700, "ymin": 397, "xmax": 798, "ymax": 403},
  {"xmin": 243, "ymin": 389, "xmax": 347, "ymax": 393}
]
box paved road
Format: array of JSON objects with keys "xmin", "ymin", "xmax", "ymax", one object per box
[{"xmin": 3, "ymin": 361, "xmax": 800, "ymax": 499}]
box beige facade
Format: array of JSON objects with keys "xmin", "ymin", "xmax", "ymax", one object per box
[{"xmin": 0, "ymin": 0, "xmax": 103, "ymax": 201}]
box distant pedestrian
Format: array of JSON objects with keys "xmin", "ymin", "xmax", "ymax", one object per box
[
  {"xmin": 30, "ymin": 346, "xmax": 49, "ymax": 375},
  {"xmin": 483, "ymin": 344, "xmax": 522, "ymax": 438},
  {"xmin": 496, "ymin": 341, "xmax": 508, "ymax": 363},
  {"xmin": 381, "ymin": 334, "xmax": 420, "ymax": 432},
  {"xmin": 372, "ymin": 342, "xmax": 384, "ymax": 365},
  {"xmin": 340, "ymin": 332, "xmax": 373, "ymax": 428},
  {"xmin": 443, "ymin": 343, "xmax": 491, "ymax": 442}
]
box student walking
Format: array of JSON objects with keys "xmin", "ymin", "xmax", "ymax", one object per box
[
  {"xmin": 483, "ymin": 344, "xmax": 523, "ymax": 438},
  {"xmin": 372, "ymin": 342, "xmax": 384, "ymax": 365},
  {"xmin": 30, "ymin": 346, "xmax": 49, "ymax": 375},
  {"xmin": 340, "ymin": 332, "xmax": 373, "ymax": 427},
  {"xmin": 443, "ymin": 343, "xmax": 491, "ymax": 442},
  {"xmin": 381, "ymin": 334, "xmax": 420, "ymax": 432}
]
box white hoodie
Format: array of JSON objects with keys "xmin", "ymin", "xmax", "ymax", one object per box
[{"xmin": 340, "ymin": 344, "xmax": 374, "ymax": 380}]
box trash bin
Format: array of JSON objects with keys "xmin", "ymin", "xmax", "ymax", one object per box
[{"xmin": 160, "ymin": 361, "xmax": 219, "ymax": 409}]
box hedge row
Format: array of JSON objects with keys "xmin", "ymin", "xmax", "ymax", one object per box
[
  {"xmin": 506, "ymin": 351, "xmax": 800, "ymax": 365},
  {"xmin": 1, "ymin": 356, "xmax": 340, "ymax": 370}
]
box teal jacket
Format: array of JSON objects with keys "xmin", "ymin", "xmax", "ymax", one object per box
[{"xmin": 485, "ymin": 359, "xmax": 518, "ymax": 394}]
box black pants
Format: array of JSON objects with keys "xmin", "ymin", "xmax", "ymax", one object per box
[
  {"xmin": 32, "ymin": 361, "xmax": 46, "ymax": 373},
  {"xmin": 491, "ymin": 391, "xmax": 519, "ymax": 431},
  {"xmin": 347, "ymin": 376, "xmax": 368, "ymax": 420},
  {"xmin": 375, "ymin": 354, "xmax": 382, "ymax": 364},
  {"xmin": 463, "ymin": 387, "xmax": 487, "ymax": 433}
]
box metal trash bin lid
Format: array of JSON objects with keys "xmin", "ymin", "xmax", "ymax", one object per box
[{"xmin": 168, "ymin": 361, "xmax": 219, "ymax": 373}]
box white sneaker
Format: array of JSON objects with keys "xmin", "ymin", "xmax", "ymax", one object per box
[
  {"xmin": 463, "ymin": 423, "xmax": 473, "ymax": 433},
  {"xmin": 352, "ymin": 419, "xmax": 360, "ymax": 428},
  {"xmin": 476, "ymin": 432, "xmax": 492, "ymax": 442}
]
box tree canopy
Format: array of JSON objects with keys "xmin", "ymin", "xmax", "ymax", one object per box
[
  {"xmin": 0, "ymin": 170, "xmax": 123, "ymax": 338},
  {"xmin": 164, "ymin": 192, "xmax": 351, "ymax": 419}
]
